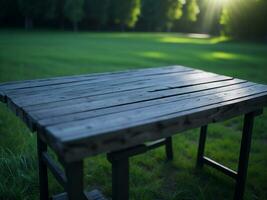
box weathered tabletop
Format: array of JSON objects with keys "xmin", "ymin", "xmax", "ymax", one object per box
[{"xmin": 1, "ymin": 65, "xmax": 267, "ymax": 162}]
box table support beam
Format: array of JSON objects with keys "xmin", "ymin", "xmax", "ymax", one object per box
[
  {"xmin": 234, "ymin": 112, "xmax": 255, "ymax": 200},
  {"xmin": 107, "ymin": 137, "xmax": 173, "ymax": 200},
  {"xmin": 37, "ymin": 134, "xmax": 49, "ymax": 200},
  {"xmin": 110, "ymin": 156, "xmax": 129, "ymax": 200},
  {"xmin": 42, "ymin": 152, "xmax": 67, "ymax": 189},
  {"xmin": 165, "ymin": 137, "xmax": 174, "ymax": 161},
  {"xmin": 37, "ymin": 142, "xmax": 107, "ymax": 200},
  {"xmin": 196, "ymin": 125, "xmax": 208, "ymax": 168},
  {"xmin": 203, "ymin": 156, "xmax": 237, "ymax": 179},
  {"xmin": 196, "ymin": 110, "xmax": 261, "ymax": 200},
  {"xmin": 64, "ymin": 160, "xmax": 87, "ymax": 200}
]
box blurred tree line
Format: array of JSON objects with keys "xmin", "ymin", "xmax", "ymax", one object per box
[
  {"xmin": 0, "ymin": 0, "xmax": 266, "ymax": 39},
  {"xmin": 221, "ymin": 0, "xmax": 267, "ymax": 40}
]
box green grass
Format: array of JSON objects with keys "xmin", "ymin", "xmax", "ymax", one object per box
[{"xmin": 0, "ymin": 30, "xmax": 267, "ymax": 200}]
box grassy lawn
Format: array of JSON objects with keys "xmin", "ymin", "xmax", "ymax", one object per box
[{"xmin": 0, "ymin": 30, "xmax": 267, "ymax": 200}]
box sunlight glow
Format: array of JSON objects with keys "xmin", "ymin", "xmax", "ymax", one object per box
[
  {"xmin": 214, "ymin": 0, "xmax": 229, "ymax": 5},
  {"xmin": 159, "ymin": 35, "xmax": 228, "ymax": 45},
  {"xmin": 212, "ymin": 52, "xmax": 236, "ymax": 60},
  {"xmin": 200, "ymin": 0, "xmax": 229, "ymax": 33}
]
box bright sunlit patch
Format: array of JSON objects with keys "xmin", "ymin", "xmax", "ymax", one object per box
[
  {"xmin": 212, "ymin": 52, "xmax": 237, "ymax": 60},
  {"xmin": 210, "ymin": 36, "xmax": 229, "ymax": 44},
  {"xmin": 159, "ymin": 35, "xmax": 228, "ymax": 45},
  {"xmin": 201, "ymin": 0, "xmax": 230, "ymax": 33},
  {"xmin": 159, "ymin": 37, "xmax": 209, "ymax": 44},
  {"xmin": 201, "ymin": 51, "xmax": 260, "ymax": 62},
  {"xmin": 141, "ymin": 51, "xmax": 167, "ymax": 59},
  {"xmin": 186, "ymin": 33, "xmax": 210, "ymax": 39},
  {"xmin": 200, "ymin": 51, "xmax": 238, "ymax": 61}
]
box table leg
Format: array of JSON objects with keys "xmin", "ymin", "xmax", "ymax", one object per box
[
  {"xmin": 64, "ymin": 160, "xmax": 86, "ymax": 200},
  {"xmin": 37, "ymin": 134, "xmax": 49, "ymax": 200},
  {"xmin": 165, "ymin": 137, "xmax": 173, "ymax": 161},
  {"xmin": 112, "ymin": 157, "xmax": 129, "ymax": 200},
  {"xmin": 196, "ymin": 125, "xmax": 208, "ymax": 168},
  {"xmin": 107, "ymin": 137, "xmax": 172, "ymax": 200},
  {"xmin": 234, "ymin": 112, "xmax": 255, "ymax": 200}
]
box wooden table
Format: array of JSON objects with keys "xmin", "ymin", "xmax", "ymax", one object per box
[{"xmin": 1, "ymin": 65, "xmax": 267, "ymax": 200}]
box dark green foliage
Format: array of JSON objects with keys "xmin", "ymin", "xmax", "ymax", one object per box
[
  {"xmin": 110, "ymin": 0, "xmax": 141, "ymax": 30},
  {"xmin": 86, "ymin": 0, "xmax": 110, "ymax": 29},
  {"xmin": 139, "ymin": 0, "xmax": 184, "ymax": 31},
  {"xmin": 17, "ymin": 0, "xmax": 58, "ymax": 29},
  {"xmin": 43, "ymin": 0, "xmax": 58, "ymax": 20},
  {"xmin": 137, "ymin": 0, "xmax": 160, "ymax": 31},
  {"xmin": 1, "ymin": 0, "xmax": 267, "ymax": 38},
  {"xmin": 17, "ymin": 0, "xmax": 41, "ymax": 29},
  {"xmin": 0, "ymin": 0, "xmax": 13, "ymax": 19},
  {"xmin": 172, "ymin": 0, "xmax": 201, "ymax": 33},
  {"xmin": 185, "ymin": 0, "xmax": 199, "ymax": 22},
  {"xmin": 221, "ymin": 0, "xmax": 267, "ymax": 40},
  {"xmin": 17, "ymin": 0, "xmax": 41, "ymax": 18},
  {"xmin": 64, "ymin": 0, "xmax": 85, "ymax": 31},
  {"xmin": 54, "ymin": 0, "xmax": 66, "ymax": 29},
  {"xmin": 0, "ymin": 0, "xmax": 21, "ymax": 29}
]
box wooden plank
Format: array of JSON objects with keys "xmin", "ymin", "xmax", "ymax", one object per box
[
  {"xmin": 22, "ymin": 77, "xmax": 240, "ymax": 125},
  {"xmin": 24, "ymin": 76, "xmax": 239, "ymax": 113},
  {"xmin": 0, "ymin": 66, "xmax": 140, "ymax": 89},
  {"xmin": 0, "ymin": 65, "xmax": 190, "ymax": 92},
  {"xmin": 6, "ymin": 71, "xmax": 202, "ymax": 99},
  {"xmin": 11, "ymin": 79, "xmax": 247, "ymax": 131},
  {"xmin": 36, "ymin": 81, "xmax": 251, "ymax": 126},
  {"xmin": 203, "ymin": 156, "xmax": 237, "ymax": 179},
  {"xmin": 7, "ymin": 70, "xmax": 215, "ymax": 102},
  {"xmin": 23, "ymin": 79, "xmax": 247, "ymax": 112},
  {"xmin": 33, "ymin": 81, "xmax": 253, "ymax": 124},
  {"xmin": 3, "ymin": 67, "xmax": 196, "ymax": 97},
  {"xmin": 42, "ymin": 152, "xmax": 67, "ymax": 189},
  {"xmin": 45, "ymin": 84, "xmax": 267, "ymax": 143},
  {"xmin": 10, "ymin": 73, "xmax": 232, "ymax": 108},
  {"xmin": 43, "ymin": 91, "xmax": 267, "ymax": 162}
]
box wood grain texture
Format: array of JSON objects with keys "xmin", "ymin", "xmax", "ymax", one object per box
[
  {"xmin": 46, "ymin": 84, "xmax": 267, "ymax": 139},
  {"xmin": 0, "ymin": 65, "xmax": 189, "ymax": 93},
  {"xmin": 9, "ymin": 71, "xmax": 225, "ymax": 107},
  {"xmin": 53, "ymin": 92, "xmax": 267, "ymax": 162},
  {"xmin": 27, "ymin": 79, "xmax": 245, "ymax": 120},
  {"xmin": 0, "ymin": 65, "xmax": 267, "ymax": 162},
  {"xmin": 4, "ymin": 68, "xmax": 195, "ymax": 98},
  {"xmin": 36, "ymin": 81, "xmax": 252, "ymax": 126},
  {"xmin": 23, "ymin": 78, "xmax": 242, "ymax": 112}
]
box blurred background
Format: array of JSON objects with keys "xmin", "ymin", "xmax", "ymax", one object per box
[
  {"xmin": 0, "ymin": 0, "xmax": 267, "ymax": 200},
  {"xmin": 0, "ymin": 0, "xmax": 267, "ymax": 39}
]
